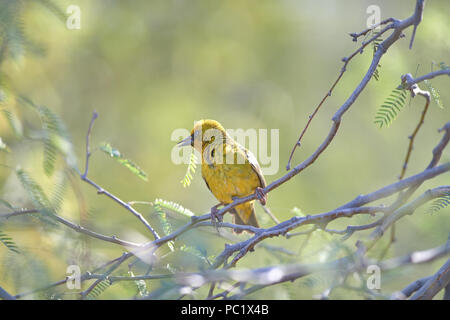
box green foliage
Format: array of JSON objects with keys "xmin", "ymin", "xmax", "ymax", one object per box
[
  {"xmin": 427, "ymin": 193, "xmax": 450, "ymax": 214},
  {"xmin": 86, "ymin": 279, "xmax": 112, "ymax": 300},
  {"xmin": 374, "ymin": 88, "xmax": 408, "ymax": 128},
  {"xmin": 50, "ymin": 172, "xmax": 68, "ymax": 214},
  {"xmin": 424, "ymin": 80, "xmax": 444, "ymax": 109},
  {"xmin": 438, "ymin": 62, "xmax": 449, "ymax": 71},
  {"xmin": 154, "ymin": 198, "xmax": 194, "ymax": 218},
  {"xmin": 372, "ymin": 35, "xmax": 383, "ymax": 81},
  {"xmin": 0, "ymin": 230, "xmax": 19, "ymax": 253},
  {"xmin": 153, "ymin": 200, "xmax": 175, "ymax": 251},
  {"xmin": 100, "ymin": 143, "xmax": 148, "ymax": 181},
  {"xmin": 179, "ymin": 244, "xmax": 211, "ymax": 267},
  {"xmin": 1, "ymin": 108, "xmax": 23, "ymax": 137},
  {"xmin": 0, "ymin": 0, "xmax": 66, "ymax": 64},
  {"xmin": 128, "ymin": 271, "xmax": 148, "ymax": 297},
  {"xmin": 35, "ymin": 0, "xmax": 68, "ymax": 23},
  {"xmin": 181, "ymin": 152, "xmax": 197, "ymax": 188},
  {"xmin": 17, "ymin": 96, "xmax": 76, "ymax": 175},
  {"xmin": 0, "ymin": 0, "xmax": 45, "ymax": 61},
  {"xmin": 16, "ymin": 168, "xmax": 53, "ymax": 211},
  {"xmin": 15, "ymin": 168, "xmax": 57, "ymax": 227}
]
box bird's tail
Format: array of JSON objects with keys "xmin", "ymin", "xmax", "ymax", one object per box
[{"xmin": 231, "ymin": 201, "xmax": 259, "ymax": 234}]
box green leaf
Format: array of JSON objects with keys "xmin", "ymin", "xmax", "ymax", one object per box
[
  {"xmin": 180, "ymin": 152, "xmax": 197, "ymax": 187},
  {"xmin": 179, "ymin": 244, "xmax": 211, "ymax": 267},
  {"xmin": 36, "ymin": 0, "xmax": 68, "ymax": 24},
  {"xmin": 438, "ymin": 62, "xmax": 449, "ymax": 71},
  {"xmin": 0, "ymin": 230, "xmax": 20, "ymax": 253},
  {"xmin": 154, "ymin": 198, "xmax": 194, "ymax": 217},
  {"xmin": 15, "ymin": 168, "xmax": 57, "ymax": 226},
  {"xmin": 50, "ymin": 172, "xmax": 68, "ymax": 214},
  {"xmin": 154, "ymin": 201, "xmax": 175, "ymax": 252},
  {"xmin": 86, "ymin": 279, "xmax": 111, "ymax": 300},
  {"xmin": 372, "ymin": 35, "xmax": 383, "ymax": 81},
  {"xmin": 374, "ymin": 88, "xmax": 408, "ymax": 128},
  {"xmin": 128, "ymin": 271, "xmax": 148, "ymax": 297},
  {"xmin": 424, "ymin": 80, "xmax": 444, "ymax": 109},
  {"xmin": 1, "ymin": 109, "xmax": 23, "ymax": 137},
  {"xmin": 100, "ymin": 143, "xmax": 148, "ymax": 181},
  {"xmin": 17, "ymin": 96, "xmax": 77, "ymax": 174},
  {"xmin": 427, "ymin": 193, "xmax": 450, "ymax": 214}
]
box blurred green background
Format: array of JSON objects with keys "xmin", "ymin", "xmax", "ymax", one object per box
[{"xmin": 0, "ymin": 0, "xmax": 449, "ymax": 299}]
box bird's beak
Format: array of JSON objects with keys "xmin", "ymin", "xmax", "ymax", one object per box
[{"xmin": 177, "ymin": 136, "xmax": 192, "ymax": 147}]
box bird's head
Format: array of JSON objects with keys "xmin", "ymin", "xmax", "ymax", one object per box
[{"xmin": 177, "ymin": 119, "xmax": 227, "ymax": 153}]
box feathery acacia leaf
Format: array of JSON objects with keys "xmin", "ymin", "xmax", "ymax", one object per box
[
  {"xmin": 427, "ymin": 193, "xmax": 450, "ymax": 214},
  {"xmin": 15, "ymin": 168, "xmax": 57, "ymax": 227},
  {"xmin": 438, "ymin": 62, "xmax": 449, "ymax": 71},
  {"xmin": 372, "ymin": 35, "xmax": 383, "ymax": 81},
  {"xmin": 17, "ymin": 96, "xmax": 77, "ymax": 174},
  {"xmin": 50, "ymin": 172, "xmax": 68, "ymax": 214},
  {"xmin": 36, "ymin": 0, "xmax": 68, "ymax": 23},
  {"xmin": 374, "ymin": 88, "xmax": 408, "ymax": 128},
  {"xmin": 0, "ymin": 230, "xmax": 20, "ymax": 253},
  {"xmin": 128, "ymin": 271, "xmax": 148, "ymax": 297},
  {"xmin": 16, "ymin": 168, "xmax": 53, "ymax": 210},
  {"xmin": 181, "ymin": 152, "xmax": 197, "ymax": 187},
  {"xmin": 154, "ymin": 201, "xmax": 175, "ymax": 251},
  {"xmin": 154, "ymin": 199, "xmax": 194, "ymax": 217},
  {"xmin": 100, "ymin": 143, "xmax": 148, "ymax": 181},
  {"xmin": 423, "ymin": 80, "xmax": 444, "ymax": 109},
  {"xmin": 86, "ymin": 279, "xmax": 111, "ymax": 300},
  {"xmin": 1, "ymin": 108, "xmax": 23, "ymax": 137}
]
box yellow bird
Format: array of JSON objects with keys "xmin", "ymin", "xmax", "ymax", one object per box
[{"xmin": 177, "ymin": 119, "xmax": 267, "ymax": 232}]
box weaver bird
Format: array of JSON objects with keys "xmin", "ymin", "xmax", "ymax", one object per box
[{"xmin": 177, "ymin": 119, "xmax": 267, "ymax": 233}]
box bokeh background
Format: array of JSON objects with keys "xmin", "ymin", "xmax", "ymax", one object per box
[{"xmin": 0, "ymin": 0, "xmax": 449, "ymax": 299}]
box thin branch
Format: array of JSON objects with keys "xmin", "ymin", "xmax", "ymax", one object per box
[
  {"xmin": 399, "ymin": 74, "xmax": 431, "ymax": 180},
  {"xmin": 391, "ymin": 275, "xmax": 433, "ymax": 299},
  {"xmin": 410, "ymin": 258, "xmax": 450, "ymax": 300},
  {"xmin": 409, "ymin": 0, "xmax": 425, "ymax": 49},
  {"xmin": 349, "ymin": 18, "xmax": 395, "ymax": 41},
  {"xmin": 401, "ymin": 69, "xmax": 450, "ymax": 88},
  {"xmin": 366, "ymin": 186, "xmax": 450, "ymax": 248},
  {"xmin": 286, "ymin": 21, "xmax": 395, "ymax": 170},
  {"xmin": 0, "ymin": 209, "xmax": 142, "ymax": 248},
  {"xmin": 0, "ymin": 286, "xmax": 15, "ymax": 300},
  {"xmin": 179, "ymin": 240, "xmax": 449, "ymax": 299},
  {"xmin": 81, "ymin": 112, "xmax": 160, "ymax": 240},
  {"xmin": 286, "ymin": 0, "xmax": 426, "ymax": 170}
]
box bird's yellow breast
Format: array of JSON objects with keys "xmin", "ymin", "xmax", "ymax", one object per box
[{"xmin": 202, "ymin": 162, "xmax": 262, "ymax": 204}]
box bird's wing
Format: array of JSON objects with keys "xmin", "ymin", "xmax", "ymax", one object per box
[{"xmin": 236, "ymin": 143, "xmax": 266, "ymax": 188}]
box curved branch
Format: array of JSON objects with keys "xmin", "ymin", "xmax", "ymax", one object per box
[
  {"xmin": 0, "ymin": 209, "xmax": 142, "ymax": 248},
  {"xmin": 81, "ymin": 112, "xmax": 160, "ymax": 240}
]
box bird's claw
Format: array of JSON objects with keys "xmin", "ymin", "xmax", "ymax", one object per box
[{"xmin": 255, "ymin": 187, "xmax": 267, "ymax": 206}]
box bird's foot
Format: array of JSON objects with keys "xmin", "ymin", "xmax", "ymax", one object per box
[
  {"xmin": 210, "ymin": 203, "xmax": 223, "ymax": 232},
  {"xmin": 255, "ymin": 187, "xmax": 267, "ymax": 206}
]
